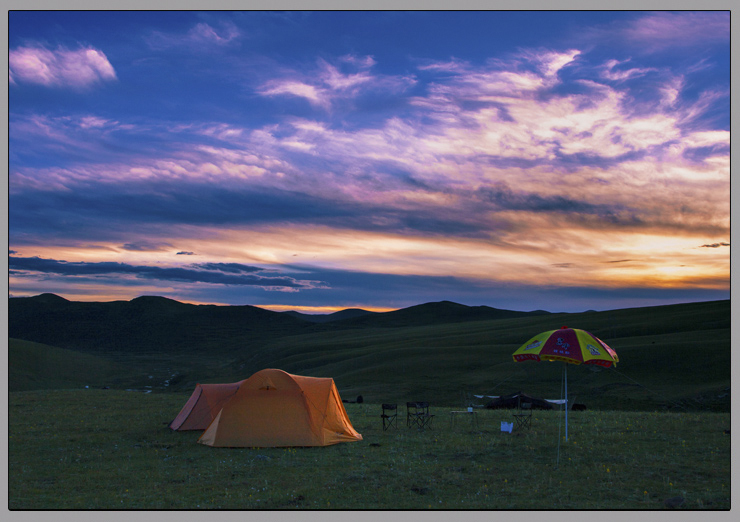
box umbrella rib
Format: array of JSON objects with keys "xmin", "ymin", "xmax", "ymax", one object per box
[{"xmin": 481, "ymin": 364, "xmax": 529, "ymax": 397}]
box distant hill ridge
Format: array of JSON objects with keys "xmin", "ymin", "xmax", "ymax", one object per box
[
  {"xmin": 283, "ymin": 300, "xmax": 549, "ymax": 325},
  {"xmin": 283, "ymin": 308, "xmax": 377, "ymax": 323},
  {"xmin": 8, "ymin": 293, "xmax": 550, "ymax": 353},
  {"xmin": 318, "ymin": 300, "xmax": 551, "ymax": 328},
  {"xmin": 8, "ymin": 293, "xmax": 309, "ymax": 353},
  {"xmin": 9, "ymin": 293, "xmax": 730, "ymax": 356}
]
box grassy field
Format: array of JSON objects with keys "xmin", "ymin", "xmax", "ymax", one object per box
[{"xmin": 8, "ymin": 389, "xmax": 731, "ymax": 510}]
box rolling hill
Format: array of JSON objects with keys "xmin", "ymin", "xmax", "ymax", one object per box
[
  {"xmin": 8, "ymin": 293, "xmax": 313, "ymax": 354},
  {"xmin": 282, "ymin": 308, "xmax": 377, "ymax": 323},
  {"xmin": 311, "ymin": 300, "xmax": 551, "ymax": 328},
  {"xmin": 7, "ymin": 294, "xmax": 549, "ymax": 353},
  {"xmin": 7, "ymin": 294, "xmax": 731, "ymax": 412},
  {"xmin": 9, "ymin": 338, "xmax": 123, "ymax": 391}
]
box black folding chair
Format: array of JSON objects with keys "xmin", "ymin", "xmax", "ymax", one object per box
[
  {"xmin": 513, "ymin": 397, "xmax": 532, "ymax": 430},
  {"xmin": 381, "ymin": 403, "xmax": 398, "ymax": 430},
  {"xmin": 416, "ymin": 401, "xmax": 434, "ymax": 429},
  {"xmin": 407, "ymin": 401, "xmax": 435, "ymax": 429}
]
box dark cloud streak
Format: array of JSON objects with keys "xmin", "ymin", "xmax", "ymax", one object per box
[
  {"xmin": 473, "ymin": 183, "xmax": 635, "ymax": 224},
  {"xmin": 122, "ymin": 241, "xmax": 172, "ymax": 252},
  {"xmin": 194, "ymin": 262, "xmax": 264, "ymax": 274},
  {"xmin": 8, "ymin": 256, "xmax": 318, "ymax": 289}
]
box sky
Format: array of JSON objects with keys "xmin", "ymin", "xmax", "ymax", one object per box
[{"xmin": 7, "ymin": 10, "xmax": 731, "ymax": 314}]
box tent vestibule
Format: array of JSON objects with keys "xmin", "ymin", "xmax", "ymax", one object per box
[{"xmin": 169, "ymin": 380, "xmax": 245, "ymax": 431}]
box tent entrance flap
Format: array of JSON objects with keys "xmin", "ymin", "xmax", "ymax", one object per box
[{"xmin": 200, "ymin": 389, "xmax": 318, "ymax": 447}]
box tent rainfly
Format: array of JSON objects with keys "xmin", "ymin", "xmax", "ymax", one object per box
[
  {"xmin": 197, "ymin": 369, "xmax": 363, "ymax": 448},
  {"xmin": 169, "ymin": 380, "xmax": 245, "ymax": 431}
]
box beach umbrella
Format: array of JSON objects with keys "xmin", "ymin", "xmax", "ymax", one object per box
[{"xmin": 512, "ymin": 326, "xmax": 618, "ymax": 441}]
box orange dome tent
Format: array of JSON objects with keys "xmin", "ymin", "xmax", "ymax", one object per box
[{"xmin": 197, "ymin": 369, "xmax": 363, "ymax": 448}]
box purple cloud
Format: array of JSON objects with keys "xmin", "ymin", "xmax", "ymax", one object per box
[
  {"xmin": 145, "ymin": 21, "xmax": 241, "ymax": 50},
  {"xmin": 624, "ymin": 12, "xmax": 729, "ymax": 50},
  {"xmin": 9, "ymin": 45, "xmax": 117, "ymax": 88},
  {"xmin": 258, "ymin": 56, "xmax": 415, "ymax": 110}
]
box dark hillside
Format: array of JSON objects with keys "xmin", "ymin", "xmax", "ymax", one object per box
[
  {"xmin": 7, "ymin": 295, "xmax": 550, "ymax": 353},
  {"xmin": 9, "ymin": 338, "xmax": 124, "ymax": 391},
  {"xmin": 322, "ymin": 300, "xmax": 550, "ymax": 328},
  {"xmin": 282, "ymin": 308, "xmax": 377, "ymax": 323},
  {"xmin": 8, "ymin": 294, "xmax": 312, "ymax": 353}
]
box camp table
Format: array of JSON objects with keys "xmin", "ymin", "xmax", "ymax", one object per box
[{"xmin": 449, "ymin": 408, "xmax": 479, "ymax": 429}]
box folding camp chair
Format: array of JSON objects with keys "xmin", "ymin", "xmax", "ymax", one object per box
[
  {"xmin": 407, "ymin": 401, "xmax": 435, "ymax": 429},
  {"xmin": 513, "ymin": 397, "xmax": 532, "ymax": 430},
  {"xmin": 406, "ymin": 401, "xmax": 420, "ymax": 428},
  {"xmin": 381, "ymin": 403, "xmax": 398, "ymax": 430}
]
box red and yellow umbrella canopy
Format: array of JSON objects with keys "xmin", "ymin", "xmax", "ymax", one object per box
[{"xmin": 512, "ymin": 326, "xmax": 618, "ymax": 367}]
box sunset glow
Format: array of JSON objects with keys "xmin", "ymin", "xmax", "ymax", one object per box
[{"xmin": 8, "ymin": 11, "xmax": 730, "ymax": 313}]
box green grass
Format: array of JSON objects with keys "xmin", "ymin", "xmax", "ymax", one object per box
[{"xmin": 9, "ymin": 390, "xmax": 731, "ymax": 510}]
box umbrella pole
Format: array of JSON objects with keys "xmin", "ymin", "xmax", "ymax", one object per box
[
  {"xmin": 555, "ymin": 365, "xmax": 564, "ymax": 468},
  {"xmin": 563, "ymin": 363, "xmax": 568, "ymax": 442}
]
